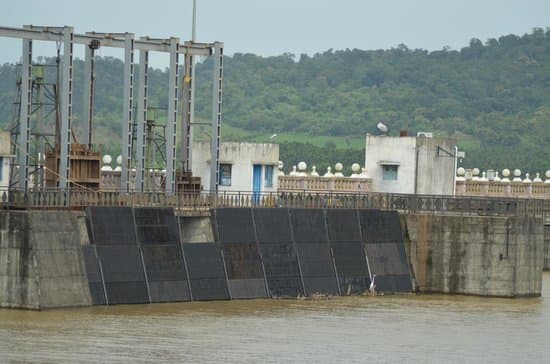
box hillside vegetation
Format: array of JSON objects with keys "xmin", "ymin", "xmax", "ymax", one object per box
[{"xmin": 0, "ymin": 28, "xmax": 549, "ymax": 174}]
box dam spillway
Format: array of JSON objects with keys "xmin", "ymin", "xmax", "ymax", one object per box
[
  {"xmin": 0, "ymin": 204, "xmax": 542, "ymax": 309},
  {"xmin": 82, "ymin": 207, "xmax": 412, "ymax": 305}
]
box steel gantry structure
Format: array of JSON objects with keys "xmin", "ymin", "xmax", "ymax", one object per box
[{"xmin": 0, "ymin": 24, "xmax": 223, "ymax": 194}]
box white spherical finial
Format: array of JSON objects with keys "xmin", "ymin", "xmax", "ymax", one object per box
[
  {"xmin": 546, "ymin": 170, "xmax": 550, "ymax": 178},
  {"xmin": 512, "ymin": 169, "xmax": 522, "ymax": 182},
  {"xmin": 297, "ymin": 162, "xmax": 307, "ymax": 176},
  {"xmin": 102, "ymin": 154, "xmax": 112, "ymax": 165},
  {"xmin": 533, "ymin": 173, "xmax": 542, "ymax": 183},
  {"xmin": 472, "ymin": 168, "xmax": 480, "ymax": 181},
  {"xmin": 116, "ymin": 155, "xmax": 123, "ymax": 165},
  {"xmin": 455, "ymin": 167, "xmax": 466, "ymax": 181},
  {"xmin": 334, "ymin": 163, "xmax": 344, "ymax": 177},
  {"xmin": 501, "ymin": 169, "xmax": 511, "ymax": 183},
  {"xmin": 351, "ymin": 163, "xmax": 360, "ymax": 173},
  {"xmin": 523, "ymin": 173, "xmax": 532, "ymax": 183}
]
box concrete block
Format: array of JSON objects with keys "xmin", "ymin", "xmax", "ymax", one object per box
[
  {"xmin": 38, "ymin": 276, "xmax": 92, "ymax": 308},
  {"xmin": 178, "ymin": 216, "xmax": 214, "ymax": 243},
  {"xmin": 35, "ymin": 249, "xmax": 85, "ymax": 278},
  {"xmin": 28, "ymin": 211, "xmax": 78, "ymax": 233},
  {"xmin": 30, "ymin": 231, "xmax": 80, "ymax": 251}
]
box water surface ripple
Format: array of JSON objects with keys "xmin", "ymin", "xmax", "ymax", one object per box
[{"xmin": 1, "ymin": 274, "xmax": 549, "ymax": 363}]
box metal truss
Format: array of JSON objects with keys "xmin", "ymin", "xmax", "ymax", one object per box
[{"xmin": 0, "ymin": 25, "xmax": 223, "ymax": 194}]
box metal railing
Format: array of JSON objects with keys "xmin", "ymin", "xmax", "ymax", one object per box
[{"xmin": 0, "ymin": 188, "xmax": 545, "ymax": 217}]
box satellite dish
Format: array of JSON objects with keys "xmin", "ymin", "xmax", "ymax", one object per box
[{"xmin": 377, "ymin": 122, "xmax": 388, "ymax": 134}]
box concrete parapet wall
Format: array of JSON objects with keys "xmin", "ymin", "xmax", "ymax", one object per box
[
  {"xmin": 403, "ymin": 213, "xmax": 543, "ymax": 297},
  {"xmin": 0, "ymin": 211, "xmax": 91, "ymax": 309}
]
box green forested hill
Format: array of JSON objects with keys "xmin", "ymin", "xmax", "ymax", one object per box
[{"xmin": 0, "ymin": 28, "xmax": 549, "ymax": 173}]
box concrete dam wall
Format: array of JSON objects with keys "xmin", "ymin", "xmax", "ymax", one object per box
[
  {"xmin": 403, "ymin": 214, "xmax": 544, "ymax": 297},
  {"xmin": 0, "ymin": 211, "xmax": 91, "ymax": 309},
  {"xmin": 0, "ymin": 206, "xmax": 543, "ymax": 309}
]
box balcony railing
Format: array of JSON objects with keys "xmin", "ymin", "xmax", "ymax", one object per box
[
  {"xmin": 278, "ymin": 175, "xmax": 372, "ymax": 193},
  {"xmin": 455, "ymin": 180, "xmax": 550, "ymax": 199}
]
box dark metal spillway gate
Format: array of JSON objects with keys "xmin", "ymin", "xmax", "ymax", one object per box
[
  {"xmin": 83, "ymin": 207, "xmax": 412, "ymax": 305},
  {"xmin": 212, "ymin": 208, "xmax": 268, "ymax": 299}
]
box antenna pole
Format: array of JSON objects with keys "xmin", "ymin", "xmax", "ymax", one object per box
[{"xmin": 192, "ymin": 0, "xmax": 197, "ymax": 42}]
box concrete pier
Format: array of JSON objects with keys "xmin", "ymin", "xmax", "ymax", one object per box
[
  {"xmin": 403, "ymin": 214, "xmax": 543, "ymax": 297},
  {"xmin": 0, "ymin": 211, "xmax": 91, "ymax": 309}
]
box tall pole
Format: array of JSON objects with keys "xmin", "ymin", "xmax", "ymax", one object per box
[
  {"xmin": 189, "ymin": 0, "xmax": 197, "ymax": 172},
  {"xmin": 120, "ymin": 34, "xmax": 135, "ymax": 192},
  {"xmin": 165, "ymin": 38, "xmax": 179, "ymax": 194},
  {"xmin": 59, "ymin": 26, "xmax": 74, "ymax": 191},
  {"xmin": 192, "ymin": 0, "xmax": 197, "ymax": 42},
  {"xmin": 209, "ymin": 43, "xmax": 223, "ymax": 194},
  {"xmin": 17, "ymin": 38, "xmax": 32, "ymax": 190}
]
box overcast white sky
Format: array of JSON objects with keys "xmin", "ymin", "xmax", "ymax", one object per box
[{"xmin": 1, "ymin": 0, "xmax": 549, "ymax": 68}]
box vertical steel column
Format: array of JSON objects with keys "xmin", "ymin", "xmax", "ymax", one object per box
[
  {"xmin": 17, "ymin": 38, "xmax": 32, "ymax": 190},
  {"xmin": 189, "ymin": 52, "xmax": 197, "ymax": 171},
  {"xmin": 180, "ymin": 52, "xmax": 194, "ymax": 172},
  {"xmin": 120, "ymin": 34, "xmax": 135, "ymax": 192},
  {"xmin": 135, "ymin": 44, "xmax": 148, "ymax": 193},
  {"xmin": 209, "ymin": 42, "xmax": 223, "ymax": 193},
  {"xmin": 165, "ymin": 38, "xmax": 179, "ymax": 194},
  {"xmin": 58, "ymin": 26, "xmax": 74, "ymax": 190},
  {"xmin": 82, "ymin": 45, "xmax": 92, "ymax": 148}
]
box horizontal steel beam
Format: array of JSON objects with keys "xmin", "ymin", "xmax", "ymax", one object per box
[
  {"xmin": 0, "ymin": 25, "xmax": 218, "ymax": 55},
  {"xmin": 0, "ymin": 26, "xmax": 63, "ymax": 41}
]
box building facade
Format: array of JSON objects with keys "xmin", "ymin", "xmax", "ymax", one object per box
[
  {"xmin": 192, "ymin": 141, "xmax": 279, "ymax": 193},
  {"xmin": 365, "ymin": 134, "xmax": 457, "ymax": 195}
]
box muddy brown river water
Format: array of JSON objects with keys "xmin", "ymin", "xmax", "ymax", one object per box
[{"xmin": 1, "ymin": 273, "xmax": 549, "ymax": 363}]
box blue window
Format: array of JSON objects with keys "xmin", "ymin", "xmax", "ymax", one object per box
[
  {"xmin": 264, "ymin": 165, "xmax": 274, "ymax": 187},
  {"xmin": 382, "ymin": 164, "xmax": 398, "ymax": 180},
  {"xmin": 219, "ymin": 164, "xmax": 232, "ymax": 186}
]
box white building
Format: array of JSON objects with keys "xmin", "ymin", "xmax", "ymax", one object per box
[
  {"xmin": 192, "ymin": 141, "xmax": 279, "ymax": 193},
  {"xmin": 0, "ymin": 131, "xmax": 14, "ymax": 192},
  {"xmin": 365, "ymin": 134, "xmax": 457, "ymax": 195}
]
